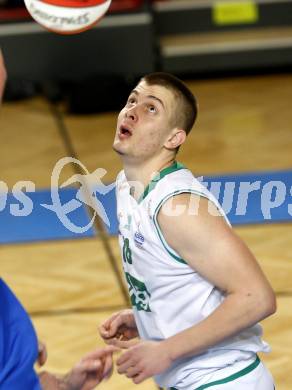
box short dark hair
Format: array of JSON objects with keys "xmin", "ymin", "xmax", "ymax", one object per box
[{"xmin": 141, "ymin": 72, "xmax": 198, "ymax": 135}]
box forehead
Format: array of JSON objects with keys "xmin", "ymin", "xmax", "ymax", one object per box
[{"xmin": 133, "ymin": 80, "xmax": 176, "ymax": 109}]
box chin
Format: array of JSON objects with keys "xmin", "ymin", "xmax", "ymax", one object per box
[{"xmin": 112, "ymin": 143, "xmax": 125, "ymax": 156}]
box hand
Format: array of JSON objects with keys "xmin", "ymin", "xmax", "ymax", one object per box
[
  {"xmin": 64, "ymin": 345, "xmax": 118, "ymax": 390},
  {"xmin": 99, "ymin": 309, "xmax": 138, "ymax": 344},
  {"xmin": 37, "ymin": 340, "xmax": 48, "ymax": 366},
  {"xmin": 39, "ymin": 345, "xmax": 118, "ymax": 390},
  {"xmin": 116, "ymin": 340, "xmax": 173, "ymax": 384}
]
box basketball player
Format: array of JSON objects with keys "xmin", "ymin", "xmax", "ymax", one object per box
[
  {"xmin": 99, "ymin": 72, "xmax": 276, "ymax": 389},
  {"xmin": 0, "ymin": 50, "xmax": 116, "ymax": 389}
]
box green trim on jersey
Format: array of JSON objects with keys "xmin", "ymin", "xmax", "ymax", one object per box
[
  {"xmin": 138, "ymin": 161, "xmax": 185, "ymax": 204},
  {"xmin": 170, "ymin": 355, "xmax": 261, "ymax": 390},
  {"xmin": 153, "ymin": 189, "xmax": 210, "ymax": 264}
]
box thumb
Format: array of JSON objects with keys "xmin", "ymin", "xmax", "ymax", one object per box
[
  {"xmin": 76, "ymin": 359, "xmax": 102, "ymax": 374},
  {"xmin": 106, "ymin": 317, "xmax": 124, "ymax": 338}
]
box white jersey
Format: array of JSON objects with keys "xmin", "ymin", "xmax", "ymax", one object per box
[{"xmin": 116, "ymin": 162, "xmax": 270, "ymax": 390}]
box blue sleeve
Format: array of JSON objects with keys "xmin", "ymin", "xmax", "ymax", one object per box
[{"xmin": 0, "ymin": 279, "xmax": 41, "ymax": 390}]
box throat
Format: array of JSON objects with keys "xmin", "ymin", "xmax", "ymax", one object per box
[{"xmin": 125, "ymin": 159, "xmax": 176, "ymax": 202}]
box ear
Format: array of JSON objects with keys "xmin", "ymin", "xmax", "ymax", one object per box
[{"xmin": 164, "ymin": 128, "xmax": 186, "ymax": 150}]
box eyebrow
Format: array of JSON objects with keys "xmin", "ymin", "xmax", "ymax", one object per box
[{"xmin": 130, "ymin": 89, "xmax": 165, "ymax": 109}]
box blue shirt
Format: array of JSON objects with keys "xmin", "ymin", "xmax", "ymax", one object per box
[{"xmin": 0, "ymin": 279, "xmax": 41, "ymax": 389}]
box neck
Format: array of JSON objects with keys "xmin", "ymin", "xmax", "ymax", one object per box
[{"xmin": 122, "ymin": 155, "xmax": 176, "ymax": 199}]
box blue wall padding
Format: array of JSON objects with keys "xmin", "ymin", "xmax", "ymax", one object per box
[
  {"xmin": 202, "ymin": 170, "xmax": 292, "ymax": 225},
  {"xmin": 94, "ymin": 186, "xmax": 118, "ymax": 235},
  {"xmin": 0, "ymin": 170, "xmax": 291, "ymax": 244},
  {"xmin": 97, "ymin": 170, "xmax": 292, "ymax": 235},
  {"xmin": 0, "ymin": 188, "xmax": 95, "ymax": 244}
]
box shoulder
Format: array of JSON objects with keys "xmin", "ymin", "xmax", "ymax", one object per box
[
  {"xmin": 154, "ymin": 167, "xmax": 213, "ymax": 202},
  {"xmin": 151, "ymin": 168, "xmax": 229, "ymax": 223},
  {"xmin": 148, "ymin": 166, "xmax": 204, "ymax": 207},
  {"xmin": 157, "ymin": 193, "xmax": 227, "ymax": 237},
  {"xmin": 115, "ymin": 170, "xmax": 128, "ymax": 191},
  {"xmin": 116, "ymin": 169, "xmax": 126, "ymax": 184}
]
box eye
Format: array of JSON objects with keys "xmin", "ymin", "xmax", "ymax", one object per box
[
  {"xmin": 148, "ymin": 105, "xmax": 157, "ymax": 114},
  {"xmin": 127, "ymin": 97, "xmax": 136, "ymax": 105}
]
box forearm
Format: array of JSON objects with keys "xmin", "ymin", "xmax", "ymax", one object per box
[
  {"xmin": 39, "ymin": 371, "xmax": 68, "ymax": 390},
  {"xmin": 163, "ymin": 290, "xmax": 275, "ymax": 362}
]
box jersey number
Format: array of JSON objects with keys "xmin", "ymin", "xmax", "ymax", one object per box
[{"xmin": 123, "ymin": 237, "xmax": 133, "ymax": 264}]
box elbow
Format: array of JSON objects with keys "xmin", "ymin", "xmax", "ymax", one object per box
[
  {"xmin": 268, "ymin": 290, "xmax": 277, "ymax": 316},
  {"xmin": 259, "ymin": 288, "xmax": 277, "ymax": 319}
]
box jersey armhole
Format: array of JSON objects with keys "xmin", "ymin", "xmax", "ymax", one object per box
[{"xmin": 153, "ymin": 189, "xmax": 212, "ymax": 265}]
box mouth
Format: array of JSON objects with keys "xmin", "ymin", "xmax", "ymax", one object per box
[{"xmin": 118, "ymin": 125, "xmax": 132, "ymax": 139}]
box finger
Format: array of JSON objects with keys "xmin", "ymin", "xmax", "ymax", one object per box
[
  {"xmin": 99, "ymin": 312, "xmax": 120, "ymax": 337},
  {"xmin": 103, "ymin": 316, "xmax": 125, "ymax": 339},
  {"xmin": 104, "ymin": 337, "xmax": 127, "ymax": 348},
  {"xmin": 37, "ymin": 350, "xmax": 47, "ymax": 366},
  {"xmin": 37, "ymin": 341, "xmax": 48, "ymax": 366},
  {"xmin": 81, "ymin": 345, "xmax": 119, "ymax": 362},
  {"xmin": 117, "ymin": 350, "xmax": 133, "ymax": 366},
  {"xmin": 103, "ymin": 337, "xmax": 120, "ymax": 346},
  {"xmin": 99, "ymin": 323, "xmax": 112, "ymax": 338},
  {"xmin": 104, "ymin": 345, "xmax": 120, "ymax": 354},
  {"xmin": 77, "ymin": 359, "xmax": 102, "ymax": 374},
  {"xmin": 125, "ymin": 365, "xmax": 141, "ymax": 378},
  {"xmin": 101, "ymin": 353, "xmax": 114, "ymax": 380},
  {"xmin": 117, "ymin": 358, "xmax": 136, "ymax": 374},
  {"xmin": 133, "ymin": 371, "xmax": 147, "ymax": 384}
]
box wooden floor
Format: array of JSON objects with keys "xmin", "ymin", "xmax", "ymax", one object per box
[{"xmin": 1, "ymin": 73, "xmax": 292, "ymax": 389}]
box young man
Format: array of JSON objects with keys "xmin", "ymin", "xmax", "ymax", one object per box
[
  {"xmin": 0, "ymin": 50, "xmax": 116, "ymax": 390},
  {"xmin": 100, "ymin": 72, "xmax": 276, "ymax": 389}
]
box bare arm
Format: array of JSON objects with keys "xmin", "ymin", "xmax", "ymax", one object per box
[
  {"xmin": 115, "ymin": 193, "xmax": 276, "ymax": 384},
  {"xmin": 158, "ymin": 193, "xmax": 276, "ymax": 361}
]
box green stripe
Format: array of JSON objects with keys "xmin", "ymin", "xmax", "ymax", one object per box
[
  {"xmin": 153, "ymin": 189, "xmax": 209, "ymax": 264},
  {"xmin": 170, "ymin": 355, "xmax": 261, "ymax": 390},
  {"xmin": 137, "ymin": 161, "xmax": 185, "ymax": 204}
]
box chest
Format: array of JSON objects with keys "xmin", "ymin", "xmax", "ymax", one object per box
[{"xmin": 117, "ymin": 195, "xmax": 154, "ymax": 269}]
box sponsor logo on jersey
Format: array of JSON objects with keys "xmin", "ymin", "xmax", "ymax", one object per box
[{"xmin": 134, "ymin": 231, "xmax": 145, "ymax": 248}]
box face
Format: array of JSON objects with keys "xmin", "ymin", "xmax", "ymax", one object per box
[
  {"xmin": 113, "ymin": 80, "xmax": 178, "ymax": 162},
  {"xmin": 0, "ymin": 51, "xmax": 7, "ymax": 103}
]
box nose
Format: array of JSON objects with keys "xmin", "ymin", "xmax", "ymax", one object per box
[{"xmin": 125, "ymin": 105, "xmax": 138, "ymax": 122}]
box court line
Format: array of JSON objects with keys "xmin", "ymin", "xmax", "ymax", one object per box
[
  {"xmin": 275, "ymin": 291, "xmax": 292, "ymax": 297},
  {"xmin": 29, "ymin": 304, "xmax": 128, "ymax": 318},
  {"xmin": 49, "ymin": 102, "xmax": 130, "ymax": 306}
]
